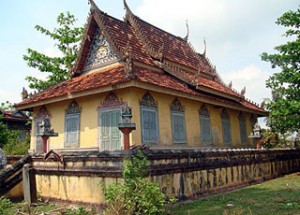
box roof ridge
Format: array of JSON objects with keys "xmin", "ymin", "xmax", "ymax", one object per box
[{"xmin": 123, "ymin": 0, "xmax": 186, "ymax": 42}]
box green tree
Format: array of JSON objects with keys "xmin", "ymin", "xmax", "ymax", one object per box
[
  {"xmin": 0, "ymin": 118, "xmax": 9, "ymax": 149},
  {"xmin": 24, "ymin": 12, "xmax": 83, "ymax": 92},
  {"xmin": 0, "ymin": 101, "xmax": 13, "ymax": 110},
  {"xmin": 261, "ymin": 6, "xmax": 300, "ymax": 134}
]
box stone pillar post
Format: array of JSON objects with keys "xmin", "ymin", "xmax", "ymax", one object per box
[
  {"xmin": 41, "ymin": 136, "xmax": 49, "ymax": 153},
  {"xmin": 119, "ymin": 127, "xmax": 135, "ymax": 150},
  {"xmin": 23, "ymin": 164, "xmax": 37, "ymax": 205}
]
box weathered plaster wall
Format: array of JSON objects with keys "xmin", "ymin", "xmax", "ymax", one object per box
[
  {"xmin": 31, "ymin": 149, "xmax": 300, "ymax": 205},
  {"xmin": 3, "ymin": 182, "xmax": 23, "ymax": 199},
  {"xmin": 30, "ymin": 88, "xmax": 257, "ymax": 152}
]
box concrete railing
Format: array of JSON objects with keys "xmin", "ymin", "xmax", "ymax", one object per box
[
  {"xmin": 0, "ymin": 155, "xmax": 31, "ymax": 196},
  {"xmin": 29, "ymin": 148, "xmax": 300, "ymax": 205}
]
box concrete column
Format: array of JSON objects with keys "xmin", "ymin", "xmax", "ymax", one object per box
[{"xmin": 23, "ymin": 164, "xmax": 37, "ymax": 205}]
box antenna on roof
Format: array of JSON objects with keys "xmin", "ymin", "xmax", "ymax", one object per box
[
  {"xmin": 183, "ymin": 20, "xmax": 189, "ymax": 42},
  {"xmin": 203, "ymin": 38, "xmax": 207, "ymax": 56}
]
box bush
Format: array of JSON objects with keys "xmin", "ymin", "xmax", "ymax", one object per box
[
  {"xmin": 104, "ymin": 150, "xmax": 170, "ymax": 215},
  {"xmin": 261, "ymin": 129, "xmax": 293, "ymax": 149},
  {"xmin": 3, "ymin": 130, "xmax": 30, "ymax": 155},
  {"xmin": 0, "ymin": 197, "xmax": 13, "ymax": 214},
  {"xmin": 65, "ymin": 207, "xmax": 91, "ymax": 215}
]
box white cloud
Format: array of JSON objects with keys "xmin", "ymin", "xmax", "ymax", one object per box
[{"xmin": 223, "ymin": 65, "xmax": 271, "ymax": 104}]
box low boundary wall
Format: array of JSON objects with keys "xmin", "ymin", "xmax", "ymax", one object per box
[{"xmin": 30, "ymin": 148, "xmax": 300, "ymax": 206}]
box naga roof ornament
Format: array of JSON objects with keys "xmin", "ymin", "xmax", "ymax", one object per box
[
  {"xmin": 183, "ymin": 20, "xmax": 189, "ymax": 42},
  {"xmin": 88, "ymin": 0, "xmax": 97, "ymax": 12}
]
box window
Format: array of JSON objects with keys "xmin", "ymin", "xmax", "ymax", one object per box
[
  {"xmin": 221, "ymin": 109, "xmax": 232, "ymax": 146},
  {"xmin": 170, "ymin": 98, "xmax": 186, "ymax": 144},
  {"xmin": 65, "ymin": 101, "xmax": 80, "ymax": 147},
  {"xmin": 239, "ymin": 112, "xmax": 248, "ymax": 144},
  {"xmin": 199, "ymin": 105, "xmax": 213, "ymax": 146},
  {"xmin": 140, "ymin": 92, "xmax": 159, "ymax": 144},
  {"xmin": 98, "ymin": 92, "xmax": 123, "ymax": 151},
  {"xmin": 250, "ymin": 114, "xmax": 257, "ymax": 129}
]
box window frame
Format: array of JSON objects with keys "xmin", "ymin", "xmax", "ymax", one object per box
[
  {"xmin": 199, "ymin": 105, "xmax": 213, "ymax": 146},
  {"xmin": 98, "ymin": 108, "xmax": 122, "ymax": 151},
  {"xmin": 171, "ymin": 110, "xmax": 187, "ymax": 144},
  {"xmin": 64, "ymin": 101, "xmax": 81, "ymax": 148},
  {"xmin": 141, "ymin": 106, "xmax": 159, "ymax": 145},
  {"xmin": 239, "ymin": 112, "xmax": 248, "ymax": 145},
  {"xmin": 221, "ymin": 109, "xmax": 232, "ymax": 146}
]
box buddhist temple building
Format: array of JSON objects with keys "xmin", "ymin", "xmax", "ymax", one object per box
[
  {"xmin": 15, "ymin": 0, "xmax": 267, "ymax": 153},
  {"xmin": 0, "ymin": 109, "xmax": 31, "ymax": 141}
]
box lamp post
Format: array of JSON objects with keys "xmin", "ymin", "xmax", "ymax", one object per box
[
  {"xmin": 248, "ymin": 122, "xmax": 262, "ymax": 149},
  {"xmin": 118, "ymin": 104, "xmax": 136, "ymax": 150},
  {"xmin": 37, "ymin": 117, "xmax": 58, "ymax": 153}
]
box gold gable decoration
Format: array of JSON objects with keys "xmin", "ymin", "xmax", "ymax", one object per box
[
  {"xmin": 84, "ymin": 28, "xmax": 118, "ymax": 71},
  {"xmin": 170, "ymin": 98, "xmax": 184, "ymax": 112},
  {"xmin": 140, "ymin": 92, "xmax": 157, "ymax": 108}
]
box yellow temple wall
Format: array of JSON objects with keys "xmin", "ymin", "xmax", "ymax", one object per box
[
  {"xmin": 29, "ymin": 149, "xmax": 300, "ymax": 206},
  {"xmin": 30, "ymin": 88, "xmax": 257, "ymax": 151}
]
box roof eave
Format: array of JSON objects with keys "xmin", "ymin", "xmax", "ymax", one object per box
[
  {"xmin": 196, "ymin": 85, "xmax": 242, "ymax": 102},
  {"xmin": 15, "ymin": 79, "xmax": 267, "ymax": 116}
]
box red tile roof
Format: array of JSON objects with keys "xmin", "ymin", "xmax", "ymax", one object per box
[
  {"xmin": 17, "ymin": 65, "xmax": 128, "ymax": 107},
  {"xmin": 15, "ymin": 1, "xmax": 267, "ymax": 115},
  {"xmin": 131, "ymin": 16, "xmax": 202, "ymax": 71}
]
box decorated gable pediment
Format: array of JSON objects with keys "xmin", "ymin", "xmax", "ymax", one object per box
[{"xmin": 84, "ymin": 28, "xmax": 118, "ymax": 71}]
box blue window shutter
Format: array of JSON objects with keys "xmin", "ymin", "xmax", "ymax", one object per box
[
  {"xmin": 99, "ymin": 110, "xmax": 121, "ymax": 151},
  {"xmin": 222, "ymin": 118, "xmax": 232, "ymax": 146},
  {"xmin": 171, "ymin": 112, "xmax": 186, "ymax": 144},
  {"xmin": 221, "ymin": 109, "xmax": 232, "ymax": 146},
  {"xmin": 200, "ymin": 115, "xmax": 213, "ymax": 146},
  {"xmin": 141, "ymin": 108, "xmax": 158, "ymax": 144},
  {"xmin": 65, "ymin": 114, "xmax": 80, "ymax": 146},
  {"xmin": 65, "ymin": 101, "xmax": 80, "ymax": 147},
  {"xmin": 239, "ymin": 113, "xmax": 247, "ymax": 144}
]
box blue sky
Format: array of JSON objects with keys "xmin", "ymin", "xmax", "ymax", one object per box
[{"xmin": 0, "ymin": 0, "xmax": 298, "ymax": 109}]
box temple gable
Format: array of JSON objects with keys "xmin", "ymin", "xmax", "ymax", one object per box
[{"xmin": 83, "ymin": 28, "xmax": 118, "ymax": 71}]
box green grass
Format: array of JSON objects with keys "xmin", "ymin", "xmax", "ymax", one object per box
[
  {"xmin": 171, "ymin": 173, "xmax": 300, "ymax": 215},
  {"xmin": 1, "ymin": 173, "xmax": 299, "ymax": 214},
  {"xmin": 0, "ymin": 199, "xmax": 56, "ymax": 215}
]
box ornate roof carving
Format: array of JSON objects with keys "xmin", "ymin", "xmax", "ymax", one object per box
[
  {"xmin": 66, "ymin": 101, "xmax": 81, "ymax": 114},
  {"xmin": 170, "ymin": 98, "xmax": 184, "ymax": 112},
  {"xmin": 84, "ymin": 28, "xmax": 118, "ymax": 70},
  {"xmin": 15, "ymin": 1, "xmax": 268, "ymax": 116},
  {"xmin": 199, "ymin": 105, "xmax": 210, "ymax": 117},
  {"xmin": 140, "ymin": 92, "xmax": 157, "ymax": 108},
  {"xmin": 99, "ymin": 92, "xmax": 124, "ymax": 109},
  {"xmin": 221, "ymin": 109, "xmax": 230, "ymax": 119},
  {"xmin": 183, "ymin": 20, "xmax": 189, "ymax": 42}
]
